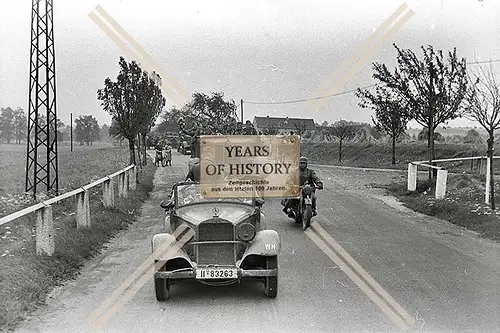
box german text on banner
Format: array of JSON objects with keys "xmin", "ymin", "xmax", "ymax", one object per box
[{"xmin": 200, "ymin": 135, "xmax": 300, "ymax": 198}]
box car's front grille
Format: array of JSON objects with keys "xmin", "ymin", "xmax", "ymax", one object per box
[
  {"xmin": 198, "ymin": 221, "xmax": 234, "ymax": 241},
  {"xmin": 197, "ymin": 243, "xmax": 235, "ymax": 265},
  {"xmin": 197, "ymin": 221, "xmax": 235, "ymax": 265}
]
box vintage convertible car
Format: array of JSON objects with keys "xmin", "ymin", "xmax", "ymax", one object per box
[{"xmin": 152, "ymin": 181, "xmax": 280, "ymax": 301}]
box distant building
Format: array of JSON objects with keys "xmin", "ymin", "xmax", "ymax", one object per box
[{"xmin": 253, "ymin": 116, "xmax": 316, "ymax": 135}]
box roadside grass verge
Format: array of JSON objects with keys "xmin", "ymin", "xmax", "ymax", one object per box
[
  {"xmin": 0, "ymin": 159, "xmax": 156, "ymax": 332},
  {"xmin": 380, "ymin": 174, "xmax": 500, "ymax": 241},
  {"xmin": 0, "ymin": 145, "xmax": 130, "ymax": 218}
]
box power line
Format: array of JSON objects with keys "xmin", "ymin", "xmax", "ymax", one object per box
[
  {"xmin": 244, "ymin": 83, "xmax": 380, "ymax": 105},
  {"xmin": 243, "ymin": 59, "xmax": 500, "ymax": 106},
  {"xmin": 467, "ymin": 60, "xmax": 500, "ymax": 65}
]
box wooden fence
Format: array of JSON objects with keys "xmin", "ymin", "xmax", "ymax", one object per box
[{"xmin": 0, "ymin": 165, "xmax": 137, "ymax": 256}]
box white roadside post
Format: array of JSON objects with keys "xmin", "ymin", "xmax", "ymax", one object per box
[
  {"xmin": 36, "ymin": 204, "xmax": 55, "ymax": 256},
  {"xmin": 124, "ymin": 171, "xmax": 129, "ymax": 196},
  {"xmin": 118, "ymin": 173, "xmax": 125, "ymax": 198},
  {"xmin": 129, "ymin": 165, "xmax": 137, "ymax": 190},
  {"xmin": 435, "ymin": 169, "xmax": 448, "ymax": 199},
  {"xmin": 103, "ymin": 177, "xmax": 115, "ymax": 207},
  {"xmin": 76, "ymin": 189, "xmax": 91, "ymax": 228},
  {"xmin": 485, "ymin": 156, "xmax": 491, "ymax": 204},
  {"xmin": 407, "ymin": 163, "xmax": 417, "ymax": 191}
]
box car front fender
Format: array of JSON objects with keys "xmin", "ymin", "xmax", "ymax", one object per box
[
  {"xmin": 151, "ymin": 233, "xmax": 191, "ymax": 263},
  {"xmin": 240, "ymin": 230, "xmax": 281, "ymax": 263}
]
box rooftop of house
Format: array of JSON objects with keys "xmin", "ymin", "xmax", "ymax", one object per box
[{"xmin": 253, "ymin": 116, "xmax": 316, "ymax": 130}]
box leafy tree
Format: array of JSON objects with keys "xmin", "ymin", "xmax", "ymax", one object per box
[
  {"xmin": 56, "ymin": 118, "xmax": 65, "ymax": 143},
  {"xmin": 75, "ymin": 115, "xmax": 100, "ymax": 145},
  {"xmin": 321, "ymin": 120, "xmax": 329, "ymax": 127},
  {"xmin": 179, "ymin": 92, "xmax": 238, "ymax": 135},
  {"xmin": 109, "ymin": 118, "xmax": 125, "ymax": 146},
  {"xmin": 177, "ymin": 92, "xmax": 239, "ymax": 157},
  {"xmin": 0, "ymin": 107, "xmax": 15, "ymax": 143},
  {"xmin": 97, "ymin": 57, "xmax": 165, "ymax": 165},
  {"xmin": 137, "ymin": 71, "xmax": 166, "ymax": 165},
  {"xmin": 328, "ymin": 120, "xmax": 356, "ymax": 162},
  {"xmin": 59, "ymin": 124, "xmax": 72, "ymax": 145},
  {"xmin": 12, "ymin": 107, "xmax": 27, "ymax": 144},
  {"xmin": 463, "ymin": 62, "xmax": 500, "ymax": 209},
  {"xmin": 356, "ymin": 85, "xmax": 411, "ymax": 164},
  {"xmin": 371, "ymin": 44, "xmax": 468, "ymax": 180},
  {"xmin": 156, "ymin": 107, "xmax": 181, "ymax": 134},
  {"xmin": 100, "ymin": 124, "xmax": 110, "ymax": 142}
]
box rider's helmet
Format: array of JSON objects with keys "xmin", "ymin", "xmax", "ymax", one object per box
[{"xmin": 299, "ymin": 156, "xmax": 308, "ymax": 171}]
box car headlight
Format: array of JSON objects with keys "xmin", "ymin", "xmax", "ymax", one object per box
[{"xmin": 237, "ymin": 223, "xmax": 256, "ymax": 242}]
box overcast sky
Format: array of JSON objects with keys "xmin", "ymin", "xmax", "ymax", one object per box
[{"xmin": 1, "ymin": 0, "xmax": 499, "ymax": 128}]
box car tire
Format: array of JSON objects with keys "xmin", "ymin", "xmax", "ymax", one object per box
[
  {"xmin": 264, "ymin": 256, "xmax": 278, "ymax": 298},
  {"xmin": 155, "ymin": 278, "xmax": 170, "ymax": 301}
]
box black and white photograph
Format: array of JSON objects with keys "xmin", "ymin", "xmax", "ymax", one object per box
[{"xmin": 1, "ymin": 0, "xmax": 500, "ymax": 332}]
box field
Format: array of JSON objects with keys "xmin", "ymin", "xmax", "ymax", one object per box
[
  {"xmin": 0, "ymin": 142, "xmax": 131, "ymax": 218},
  {"xmin": 0, "ymin": 142, "xmax": 156, "ymax": 332}
]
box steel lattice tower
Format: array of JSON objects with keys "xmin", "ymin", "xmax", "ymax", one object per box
[{"xmin": 25, "ymin": 0, "xmax": 59, "ymax": 196}]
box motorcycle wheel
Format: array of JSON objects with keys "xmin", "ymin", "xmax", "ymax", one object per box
[
  {"xmin": 294, "ymin": 207, "xmax": 301, "ymax": 223},
  {"xmin": 302, "ymin": 205, "xmax": 312, "ymax": 230}
]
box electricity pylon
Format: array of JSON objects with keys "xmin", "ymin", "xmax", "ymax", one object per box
[{"xmin": 25, "ymin": 0, "xmax": 59, "ymax": 197}]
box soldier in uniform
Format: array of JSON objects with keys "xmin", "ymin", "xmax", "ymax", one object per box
[
  {"xmin": 282, "ymin": 156, "xmax": 323, "ymax": 217},
  {"xmin": 164, "ymin": 145, "xmax": 172, "ymax": 166},
  {"xmin": 243, "ymin": 120, "xmax": 257, "ymax": 135},
  {"xmin": 154, "ymin": 142, "xmax": 163, "ymax": 166},
  {"xmin": 185, "ymin": 157, "xmax": 201, "ymax": 181}
]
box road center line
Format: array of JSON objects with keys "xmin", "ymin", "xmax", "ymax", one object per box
[
  {"xmin": 310, "ymin": 221, "xmax": 416, "ymax": 327},
  {"xmin": 304, "ymin": 227, "xmax": 410, "ymax": 331}
]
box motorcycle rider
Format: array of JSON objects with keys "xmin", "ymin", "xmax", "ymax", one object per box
[{"xmin": 282, "ymin": 156, "xmax": 323, "ymax": 217}]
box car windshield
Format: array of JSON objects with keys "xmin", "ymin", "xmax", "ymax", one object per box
[{"xmin": 175, "ymin": 183, "xmax": 253, "ymax": 206}]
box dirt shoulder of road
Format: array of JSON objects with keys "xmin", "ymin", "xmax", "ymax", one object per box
[{"xmin": 310, "ymin": 163, "xmax": 406, "ymax": 196}]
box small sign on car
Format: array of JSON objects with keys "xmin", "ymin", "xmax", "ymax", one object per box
[{"xmin": 199, "ymin": 135, "xmax": 300, "ymax": 198}]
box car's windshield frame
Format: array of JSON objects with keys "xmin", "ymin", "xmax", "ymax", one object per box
[{"xmin": 173, "ymin": 181, "xmax": 255, "ymax": 208}]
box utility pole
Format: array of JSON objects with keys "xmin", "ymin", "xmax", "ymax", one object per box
[
  {"xmin": 70, "ymin": 113, "xmax": 73, "ymax": 152},
  {"xmin": 25, "ymin": 0, "xmax": 59, "ymax": 197},
  {"xmin": 240, "ymin": 99, "xmax": 244, "ymax": 123}
]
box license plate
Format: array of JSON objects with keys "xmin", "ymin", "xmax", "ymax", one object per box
[{"xmin": 196, "ymin": 267, "xmax": 237, "ymax": 279}]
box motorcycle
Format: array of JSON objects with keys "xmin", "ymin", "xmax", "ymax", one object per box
[{"xmin": 288, "ymin": 182, "xmax": 320, "ymax": 230}]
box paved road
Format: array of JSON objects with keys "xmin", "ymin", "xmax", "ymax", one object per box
[{"xmin": 14, "ymin": 151, "xmax": 500, "ymax": 333}]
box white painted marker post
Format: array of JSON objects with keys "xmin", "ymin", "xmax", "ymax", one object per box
[
  {"xmin": 407, "ymin": 163, "xmax": 417, "ymax": 191},
  {"xmin": 435, "ymin": 169, "xmax": 448, "ymax": 199},
  {"xmin": 485, "ymin": 157, "xmax": 491, "ymax": 204}
]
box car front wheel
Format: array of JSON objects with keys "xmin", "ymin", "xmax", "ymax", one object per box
[
  {"xmin": 155, "ymin": 278, "xmax": 170, "ymax": 301},
  {"xmin": 264, "ymin": 256, "xmax": 278, "ymax": 298}
]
